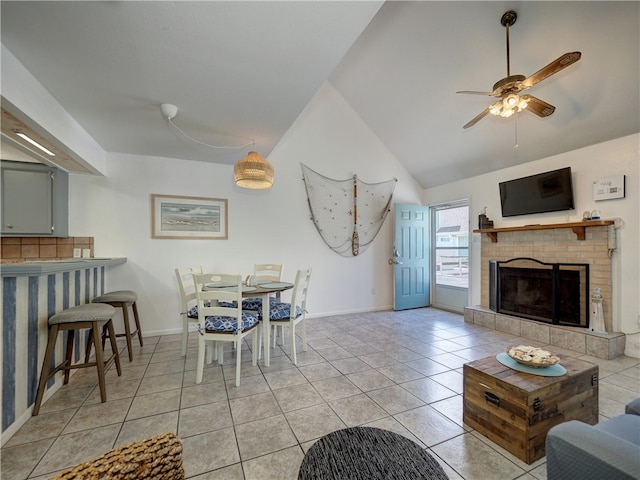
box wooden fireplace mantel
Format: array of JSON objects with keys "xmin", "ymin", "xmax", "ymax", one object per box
[{"xmin": 473, "ymin": 220, "xmax": 615, "ymax": 243}]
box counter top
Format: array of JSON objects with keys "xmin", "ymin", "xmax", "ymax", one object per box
[{"xmin": 1, "ymin": 257, "xmax": 126, "ymax": 276}]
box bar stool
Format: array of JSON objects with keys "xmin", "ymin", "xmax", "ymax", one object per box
[
  {"xmin": 92, "ymin": 290, "xmax": 143, "ymax": 361},
  {"xmin": 33, "ymin": 303, "xmax": 122, "ymax": 416}
]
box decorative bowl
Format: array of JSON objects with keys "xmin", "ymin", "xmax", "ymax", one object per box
[{"xmin": 506, "ymin": 345, "xmax": 560, "ymax": 368}]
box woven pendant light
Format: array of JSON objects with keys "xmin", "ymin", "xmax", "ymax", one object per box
[{"xmin": 234, "ymin": 151, "xmax": 274, "ymax": 189}]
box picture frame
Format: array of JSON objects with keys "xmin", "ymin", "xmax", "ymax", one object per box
[
  {"xmin": 593, "ymin": 175, "xmax": 625, "ymax": 201},
  {"xmin": 151, "ymin": 194, "xmax": 228, "ymax": 239}
]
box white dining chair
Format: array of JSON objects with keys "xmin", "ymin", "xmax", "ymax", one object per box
[
  {"xmin": 192, "ymin": 273, "xmax": 259, "ymax": 386},
  {"xmin": 242, "ymin": 263, "xmax": 283, "ymax": 308},
  {"xmin": 175, "ymin": 266, "xmax": 204, "ymax": 356},
  {"xmin": 267, "ymin": 267, "xmax": 312, "ymax": 365}
]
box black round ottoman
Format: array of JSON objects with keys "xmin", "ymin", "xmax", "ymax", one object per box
[{"xmin": 298, "ymin": 426, "xmax": 449, "ymax": 480}]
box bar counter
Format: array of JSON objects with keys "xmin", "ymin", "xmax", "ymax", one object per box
[
  {"xmin": 1, "ymin": 257, "xmax": 126, "ymax": 276},
  {"xmin": 1, "ymin": 257, "xmax": 126, "ymax": 444}
]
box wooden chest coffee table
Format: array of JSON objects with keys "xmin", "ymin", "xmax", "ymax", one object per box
[{"xmin": 463, "ymin": 354, "xmax": 598, "ymax": 464}]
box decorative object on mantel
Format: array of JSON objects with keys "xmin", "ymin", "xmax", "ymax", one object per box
[
  {"xmin": 151, "ymin": 194, "xmax": 228, "ymax": 240},
  {"xmin": 590, "ymin": 287, "xmax": 607, "ymax": 333},
  {"xmin": 301, "ymin": 164, "xmax": 396, "ymax": 257},
  {"xmin": 593, "ymin": 174, "xmax": 625, "ymax": 201},
  {"xmin": 159, "ymin": 104, "xmax": 273, "ymax": 189},
  {"xmin": 478, "ymin": 206, "xmax": 494, "ymax": 229},
  {"xmin": 583, "ymin": 209, "xmax": 602, "ymax": 221}
]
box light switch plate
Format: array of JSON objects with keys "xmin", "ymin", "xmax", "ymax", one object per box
[
  {"xmin": 82, "ymin": 249, "xmax": 91, "ymax": 258},
  {"xmin": 73, "ymin": 248, "xmax": 82, "ymax": 258}
]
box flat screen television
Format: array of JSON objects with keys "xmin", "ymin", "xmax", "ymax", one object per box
[{"xmin": 499, "ymin": 167, "xmax": 575, "ymax": 217}]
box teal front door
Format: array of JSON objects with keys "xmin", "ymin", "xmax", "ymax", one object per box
[{"xmin": 393, "ymin": 204, "xmax": 430, "ymax": 310}]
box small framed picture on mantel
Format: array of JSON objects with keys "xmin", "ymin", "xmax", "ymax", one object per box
[
  {"xmin": 593, "ymin": 175, "xmax": 625, "ymax": 201},
  {"xmin": 151, "ymin": 194, "xmax": 228, "ymax": 239}
]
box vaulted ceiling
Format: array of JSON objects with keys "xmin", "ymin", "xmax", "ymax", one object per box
[{"xmin": 2, "ymin": 1, "xmax": 638, "ymax": 188}]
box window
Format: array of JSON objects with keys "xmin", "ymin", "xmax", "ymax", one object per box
[{"xmin": 433, "ymin": 203, "xmax": 469, "ymax": 288}]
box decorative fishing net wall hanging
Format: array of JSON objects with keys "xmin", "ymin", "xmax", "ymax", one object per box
[{"xmin": 301, "ymin": 163, "xmax": 397, "ymax": 257}]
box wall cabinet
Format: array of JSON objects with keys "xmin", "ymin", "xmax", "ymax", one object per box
[{"xmin": 1, "ymin": 160, "xmax": 68, "ymax": 236}]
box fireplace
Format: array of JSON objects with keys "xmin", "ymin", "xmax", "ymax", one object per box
[{"xmin": 489, "ymin": 257, "xmax": 589, "ymax": 327}]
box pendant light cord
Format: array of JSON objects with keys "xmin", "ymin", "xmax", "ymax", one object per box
[{"xmin": 166, "ymin": 116, "xmax": 254, "ymax": 150}]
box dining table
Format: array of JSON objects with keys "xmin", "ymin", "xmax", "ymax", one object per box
[{"xmin": 240, "ymin": 280, "xmax": 294, "ymax": 367}]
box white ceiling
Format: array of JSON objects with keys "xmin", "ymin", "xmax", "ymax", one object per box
[{"xmin": 2, "ymin": 1, "xmax": 638, "ymax": 188}]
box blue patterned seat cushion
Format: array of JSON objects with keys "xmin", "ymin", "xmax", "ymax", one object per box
[
  {"xmin": 204, "ymin": 310, "xmax": 259, "ymax": 333},
  {"xmin": 241, "ymin": 297, "xmax": 278, "ymax": 311},
  {"xmin": 188, "ymin": 301, "xmax": 235, "ymax": 318},
  {"xmin": 269, "ymin": 302, "xmax": 303, "ymax": 320}
]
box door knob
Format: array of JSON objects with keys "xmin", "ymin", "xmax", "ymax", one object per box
[{"xmin": 388, "ymin": 259, "xmax": 402, "ymax": 265}]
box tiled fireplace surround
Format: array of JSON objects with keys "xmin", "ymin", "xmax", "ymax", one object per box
[{"xmin": 464, "ymin": 224, "xmax": 626, "ymax": 359}]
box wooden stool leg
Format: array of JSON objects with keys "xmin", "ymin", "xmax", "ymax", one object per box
[
  {"xmin": 105, "ymin": 319, "xmax": 122, "ymax": 376},
  {"xmin": 92, "ymin": 321, "xmax": 107, "ymax": 402},
  {"xmin": 63, "ymin": 329, "xmax": 75, "ymax": 385},
  {"xmin": 33, "ymin": 325, "xmax": 60, "ymax": 416},
  {"xmin": 132, "ymin": 301, "xmax": 143, "ymax": 347},
  {"xmin": 85, "ymin": 328, "xmax": 94, "ymax": 364},
  {"xmin": 121, "ymin": 303, "xmax": 134, "ymax": 361},
  {"xmin": 101, "ymin": 324, "xmax": 107, "ymax": 352}
]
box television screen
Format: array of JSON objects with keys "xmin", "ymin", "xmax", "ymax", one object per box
[{"xmin": 499, "ymin": 167, "xmax": 575, "ymax": 217}]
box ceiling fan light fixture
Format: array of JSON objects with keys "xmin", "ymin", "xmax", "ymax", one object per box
[
  {"xmin": 489, "ymin": 101, "xmax": 503, "ymax": 116},
  {"xmin": 501, "ymin": 107, "xmax": 515, "ymax": 118},
  {"xmin": 234, "ymin": 151, "xmax": 274, "ymax": 189},
  {"xmin": 517, "ymin": 96, "xmax": 530, "ymax": 111},
  {"xmin": 488, "ymin": 93, "xmax": 529, "ymax": 119}
]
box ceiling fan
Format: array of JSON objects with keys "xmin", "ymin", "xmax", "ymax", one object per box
[{"xmin": 458, "ymin": 10, "xmax": 581, "ymax": 129}]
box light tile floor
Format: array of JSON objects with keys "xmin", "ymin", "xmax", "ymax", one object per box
[{"xmin": 2, "ymin": 308, "xmax": 639, "ymax": 479}]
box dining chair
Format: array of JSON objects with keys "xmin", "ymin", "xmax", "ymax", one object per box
[
  {"xmin": 242, "ymin": 263, "xmax": 283, "ymax": 311},
  {"xmin": 245, "ymin": 263, "xmax": 286, "ymax": 345},
  {"xmin": 175, "ymin": 266, "xmax": 204, "ymax": 356},
  {"xmin": 267, "ymin": 267, "xmax": 312, "ymax": 365},
  {"xmin": 192, "ymin": 273, "xmax": 259, "ymax": 386}
]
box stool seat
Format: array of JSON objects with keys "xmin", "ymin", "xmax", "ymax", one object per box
[
  {"xmin": 33, "ymin": 303, "xmax": 122, "ymax": 416},
  {"xmin": 92, "ymin": 289, "xmax": 143, "ymax": 361},
  {"xmin": 93, "ymin": 290, "xmax": 137, "ymax": 304},
  {"xmin": 49, "ymin": 303, "xmax": 115, "ymax": 324}
]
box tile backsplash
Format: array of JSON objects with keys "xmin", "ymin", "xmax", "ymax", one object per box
[{"xmin": 1, "ymin": 236, "xmax": 94, "ymax": 262}]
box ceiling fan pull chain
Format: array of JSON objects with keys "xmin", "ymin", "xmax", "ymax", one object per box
[{"xmin": 514, "ymin": 118, "xmax": 519, "ymax": 149}]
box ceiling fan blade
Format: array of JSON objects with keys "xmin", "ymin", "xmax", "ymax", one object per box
[
  {"xmin": 463, "ymin": 108, "xmax": 491, "ymax": 129},
  {"xmin": 456, "ymin": 90, "xmax": 496, "ymax": 96},
  {"xmin": 521, "ymin": 52, "xmax": 582, "ymax": 88},
  {"xmin": 523, "ymin": 95, "xmax": 556, "ymax": 117}
]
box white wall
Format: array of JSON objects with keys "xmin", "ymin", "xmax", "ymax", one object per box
[
  {"xmin": 424, "ymin": 134, "xmax": 640, "ymax": 357},
  {"xmin": 68, "ymin": 82, "xmax": 424, "ymax": 336}
]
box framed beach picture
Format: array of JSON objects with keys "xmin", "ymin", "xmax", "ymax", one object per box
[{"xmin": 151, "ymin": 194, "xmax": 228, "ymax": 239}]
